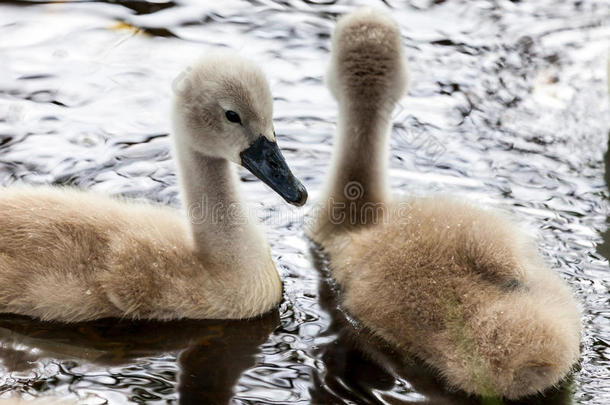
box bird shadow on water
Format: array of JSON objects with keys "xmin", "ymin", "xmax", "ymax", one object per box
[
  {"xmin": 0, "ymin": 310, "xmax": 279, "ymax": 404},
  {"xmin": 306, "ymin": 246, "xmax": 575, "ymax": 405}
]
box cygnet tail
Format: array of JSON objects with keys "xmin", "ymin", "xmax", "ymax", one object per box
[{"xmin": 438, "ymin": 292, "xmax": 581, "ymax": 399}]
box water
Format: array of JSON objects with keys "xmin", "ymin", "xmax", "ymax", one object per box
[{"xmin": 0, "ymin": 0, "xmax": 608, "ymax": 403}]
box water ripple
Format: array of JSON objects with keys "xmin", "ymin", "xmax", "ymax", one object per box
[{"xmin": 0, "ymin": 0, "xmax": 608, "ymax": 404}]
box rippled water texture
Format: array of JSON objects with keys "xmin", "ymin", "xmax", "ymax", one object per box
[{"xmin": 0, "ymin": 0, "xmax": 609, "ymax": 404}]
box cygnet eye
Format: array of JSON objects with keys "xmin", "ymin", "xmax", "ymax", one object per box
[{"xmin": 225, "ymin": 110, "xmax": 241, "ymax": 124}]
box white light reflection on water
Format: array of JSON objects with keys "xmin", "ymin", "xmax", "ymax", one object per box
[{"xmin": 0, "ymin": 0, "xmax": 608, "ymax": 404}]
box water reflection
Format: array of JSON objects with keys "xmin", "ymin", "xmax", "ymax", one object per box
[
  {"xmin": 1, "ymin": 0, "xmax": 178, "ymax": 16},
  {"xmin": 0, "ymin": 0, "xmax": 608, "ymax": 402},
  {"xmin": 177, "ymin": 313, "xmax": 280, "ymax": 405},
  {"xmin": 0, "ymin": 312, "xmax": 279, "ymax": 404},
  {"xmin": 597, "ymin": 132, "xmax": 610, "ymax": 261}
]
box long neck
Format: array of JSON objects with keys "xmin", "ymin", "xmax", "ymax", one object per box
[
  {"xmin": 174, "ymin": 140, "xmax": 268, "ymax": 266},
  {"xmin": 320, "ymin": 98, "xmax": 392, "ymax": 230}
]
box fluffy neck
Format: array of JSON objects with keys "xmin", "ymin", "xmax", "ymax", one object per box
[
  {"xmin": 318, "ymin": 98, "xmax": 392, "ymax": 232},
  {"xmin": 173, "ymin": 138, "xmax": 269, "ymax": 267}
]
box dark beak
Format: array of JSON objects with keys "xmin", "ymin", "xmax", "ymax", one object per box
[{"xmin": 240, "ymin": 136, "xmax": 308, "ymax": 207}]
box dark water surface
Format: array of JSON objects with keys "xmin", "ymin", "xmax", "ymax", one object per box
[{"xmin": 0, "ymin": 0, "xmax": 609, "ymax": 404}]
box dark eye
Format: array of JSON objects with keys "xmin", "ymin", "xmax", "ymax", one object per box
[{"xmin": 225, "ymin": 110, "xmax": 241, "ymax": 124}]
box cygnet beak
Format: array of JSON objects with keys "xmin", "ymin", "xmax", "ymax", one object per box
[{"xmin": 240, "ymin": 135, "xmax": 308, "ymax": 206}]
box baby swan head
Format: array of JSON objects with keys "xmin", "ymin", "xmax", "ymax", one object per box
[
  {"xmin": 172, "ymin": 53, "xmax": 307, "ymax": 206},
  {"xmin": 327, "ymin": 7, "xmax": 409, "ymax": 107}
]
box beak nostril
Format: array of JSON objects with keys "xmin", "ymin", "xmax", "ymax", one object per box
[{"xmin": 267, "ymin": 159, "xmax": 280, "ymax": 170}]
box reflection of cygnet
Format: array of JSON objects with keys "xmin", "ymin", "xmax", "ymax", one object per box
[
  {"xmin": 0, "ymin": 54, "xmax": 306, "ymax": 322},
  {"xmin": 308, "ymin": 8, "xmax": 581, "ymax": 399}
]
